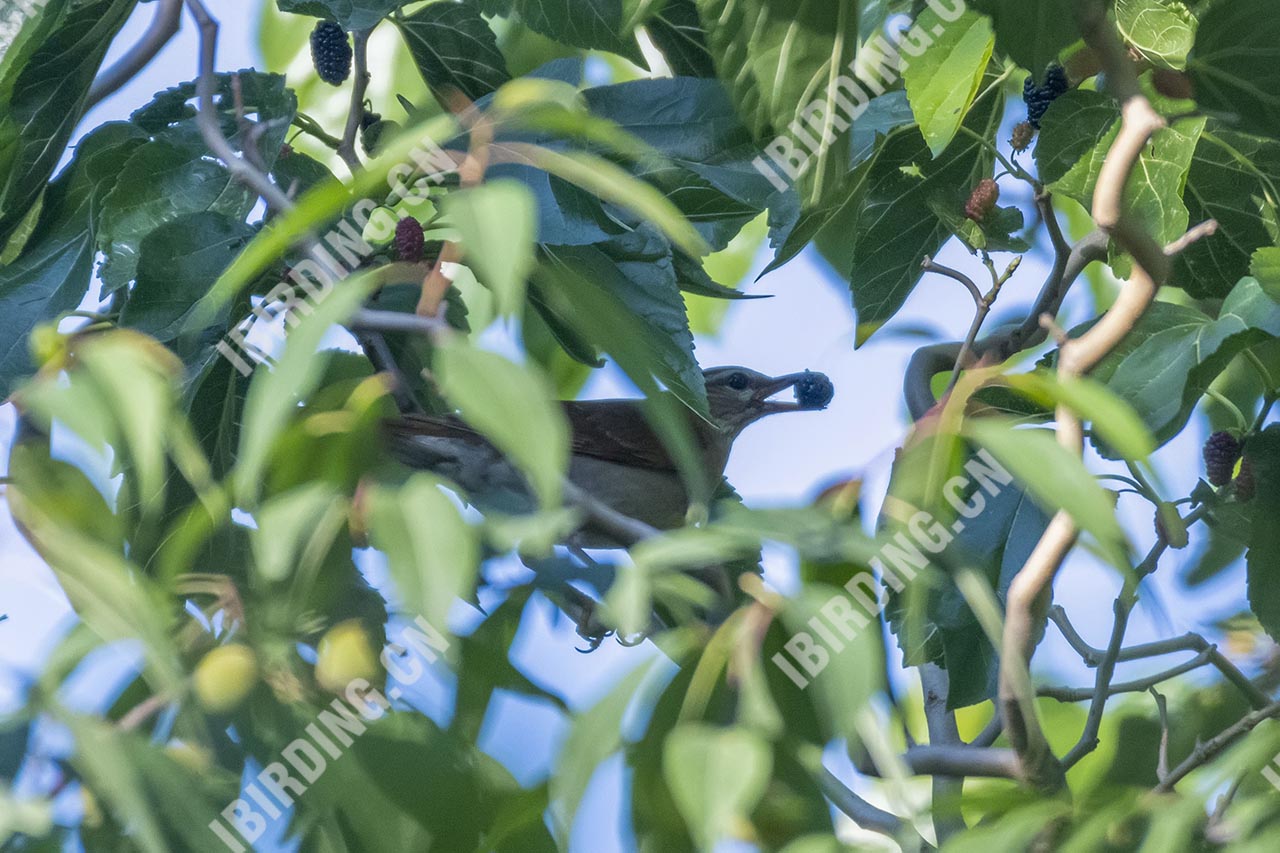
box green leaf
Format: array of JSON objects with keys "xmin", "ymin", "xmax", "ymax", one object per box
[
  {"xmin": 1038, "ymin": 89, "xmax": 1205, "ymax": 255},
  {"xmin": 1115, "ymin": 0, "xmax": 1197, "ymax": 71},
  {"xmin": 646, "ymin": 0, "xmax": 716, "ymax": 77},
  {"xmin": 1176, "ymin": 128, "xmax": 1280, "ymax": 298},
  {"xmin": 520, "ymin": 145, "xmax": 710, "ymax": 259},
  {"xmin": 251, "ymin": 483, "xmax": 346, "ymax": 583},
  {"xmin": 0, "ymin": 0, "xmax": 136, "ymax": 247},
  {"xmin": 1098, "ymin": 279, "xmax": 1280, "ymax": 448},
  {"xmin": 368, "ymin": 473, "xmax": 479, "ymax": 632},
  {"xmin": 97, "ymin": 140, "xmax": 255, "ymax": 292},
  {"xmin": 395, "ymin": 3, "xmax": 511, "ymax": 101},
  {"xmin": 1246, "ymin": 426, "xmax": 1280, "ymax": 641},
  {"xmin": 435, "ymin": 337, "xmax": 569, "ymax": 507},
  {"xmin": 662, "ymin": 723, "xmax": 772, "ymax": 850},
  {"xmin": 481, "ymin": 0, "xmax": 639, "ymax": 59},
  {"xmin": 441, "ymin": 180, "xmax": 536, "ymax": 318},
  {"xmin": 1187, "ymin": 0, "xmax": 1280, "ymax": 138},
  {"xmin": 234, "ymin": 270, "xmax": 379, "ymax": 503},
  {"xmin": 963, "ymin": 419, "xmax": 1127, "ymax": 564},
  {"xmin": 694, "ymin": 0, "xmax": 859, "ymax": 205},
  {"xmin": 902, "ymin": 7, "xmax": 994, "ymax": 157},
  {"xmin": 550, "ymin": 659, "xmax": 659, "ymax": 842},
  {"xmin": 1251, "ymin": 246, "xmax": 1280, "ymax": 301},
  {"xmin": 0, "ymin": 123, "xmax": 145, "ymax": 396},
  {"xmin": 972, "ymin": 0, "xmax": 1075, "ymax": 78},
  {"xmin": 539, "ymin": 237, "xmax": 706, "ymax": 414},
  {"xmin": 1001, "ymin": 372, "xmax": 1157, "ymax": 461},
  {"xmin": 121, "ymin": 212, "xmax": 256, "ymax": 340},
  {"xmin": 837, "ymin": 79, "xmax": 1004, "ymax": 343},
  {"xmin": 275, "ymin": 0, "xmax": 400, "ymax": 30}
]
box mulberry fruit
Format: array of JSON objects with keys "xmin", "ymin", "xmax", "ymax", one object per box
[
  {"xmin": 1023, "ymin": 65, "xmax": 1069, "ymax": 128},
  {"xmin": 965, "ymin": 178, "xmax": 1000, "ymax": 222},
  {"xmin": 795, "ymin": 371, "xmax": 834, "ymax": 410},
  {"xmin": 1010, "ymin": 121, "xmax": 1035, "ymax": 152},
  {"xmin": 1234, "ymin": 456, "xmax": 1255, "ymax": 502},
  {"xmin": 310, "ymin": 21, "xmax": 352, "ymax": 86},
  {"xmin": 1203, "ymin": 431, "xmax": 1241, "ymax": 487},
  {"xmin": 394, "ymin": 217, "xmax": 425, "ymax": 262}
]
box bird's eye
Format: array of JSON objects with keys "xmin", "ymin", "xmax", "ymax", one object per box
[{"xmin": 726, "ymin": 372, "xmax": 749, "ymax": 391}]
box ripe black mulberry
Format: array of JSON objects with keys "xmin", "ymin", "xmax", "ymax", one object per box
[
  {"xmin": 394, "ymin": 217, "xmax": 425, "ymax": 262},
  {"xmin": 795, "ymin": 371, "xmax": 834, "ymax": 410},
  {"xmin": 311, "ymin": 21, "xmax": 352, "ymax": 86},
  {"xmin": 1202, "ymin": 431, "xmax": 1241, "ymax": 487},
  {"xmin": 1023, "ymin": 65, "xmax": 1069, "ymax": 128},
  {"xmin": 1234, "ymin": 456, "xmax": 1255, "ymax": 502}
]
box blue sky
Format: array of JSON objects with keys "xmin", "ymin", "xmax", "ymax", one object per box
[{"xmin": 0, "ymin": 3, "xmax": 1264, "ymax": 850}]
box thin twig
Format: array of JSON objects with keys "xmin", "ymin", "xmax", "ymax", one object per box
[
  {"xmin": 1154, "ymin": 699, "xmax": 1280, "ymax": 793},
  {"xmin": 922, "ymin": 256, "xmax": 982, "ymax": 306},
  {"xmin": 1151, "ymin": 688, "xmax": 1170, "ymax": 782},
  {"xmin": 86, "ymin": 0, "xmax": 182, "ymax": 110},
  {"xmin": 817, "ymin": 768, "xmax": 902, "ymax": 837}
]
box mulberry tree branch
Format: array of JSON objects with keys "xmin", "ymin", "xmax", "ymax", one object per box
[{"xmin": 995, "ymin": 0, "xmax": 1220, "ymax": 790}]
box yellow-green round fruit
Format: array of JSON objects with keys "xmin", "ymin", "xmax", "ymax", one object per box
[
  {"xmin": 164, "ymin": 742, "xmax": 211, "ymax": 772},
  {"xmin": 193, "ymin": 644, "xmax": 259, "ymax": 714},
  {"xmin": 314, "ymin": 619, "xmax": 381, "ymax": 693}
]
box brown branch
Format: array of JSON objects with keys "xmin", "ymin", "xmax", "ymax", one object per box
[
  {"xmin": 995, "ymin": 0, "xmax": 1173, "ymax": 790},
  {"xmin": 86, "ymin": 0, "xmax": 182, "ymax": 110},
  {"xmin": 921, "ymin": 663, "xmax": 965, "ymax": 842},
  {"xmin": 336, "ymin": 28, "xmax": 373, "ymax": 173},
  {"xmin": 182, "ymin": 0, "xmax": 295, "ymax": 216}
]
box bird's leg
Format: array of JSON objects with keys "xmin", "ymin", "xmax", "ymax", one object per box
[{"xmin": 517, "ymin": 553, "xmax": 614, "ymax": 650}]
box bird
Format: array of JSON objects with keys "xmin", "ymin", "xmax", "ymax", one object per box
[{"xmin": 383, "ymin": 366, "xmax": 834, "ymax": 544}]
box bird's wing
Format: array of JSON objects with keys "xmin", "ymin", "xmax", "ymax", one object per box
[
  {"xmin": 386, "ymin": 403, "xmax": 680, "ymax": 472},
  {"xmin": 562, "ymin": 400, "xmax": 678, "ymax": 472}
]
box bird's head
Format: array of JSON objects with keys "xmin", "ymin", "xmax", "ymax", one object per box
[{"xmin": 702, "ymin": 367, "xmax": 834, "ymax": 434}]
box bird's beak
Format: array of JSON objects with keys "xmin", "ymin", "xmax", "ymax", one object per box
[{"xmin": 753, "ymin": 371, "xmax": 832, "ymax": 415}]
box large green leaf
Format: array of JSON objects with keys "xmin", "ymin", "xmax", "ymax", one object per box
[
  {"xmin": 1187, "ymin": 0, "xmax": 1280, "ymax": 138},
  {"xmin": 902, "ymin": 7, "xmax": 994, "ymax": 157},
  {"xmin": 1175, "ymin": 128, "xmax": 1280, "ymax": 298},
  {"xmin": 97, "ymin": 140, "xmax": 255, "ymax": 293},
  {"xmin": 963, "ymin": 419, "xmax": 1127, "ymax": 565},
  {"xmin": 275, "ymin": 0, "xmax": 400, "ymax": 30},
  {"xmin": 1036, "ymin": 89, "xmax": 1205, "ymax": 259},
  {"xmin": 368, "ymin": 473, "xmax": 480, "ymax": 632},
  {"xmin": 441, "ymin": 180, "xmax": 536, "ymax": 318},
  {"xmin": 434, "ymin": 337, "xmax": 569, "ymax": 508},
  {"xmin": 395, "ymin": 2, "xmax": 511, "ymax": 102},
  {"xmin": 645, "ymin": 0, "xmax": 716, "ymax": 77},
  {"xmin": 0, "ymin": 122, "xmax": 146, "ymax": 397},
  {"xmin": 478, "ymin": 0, "xmax": 640, "ymax": 59},
  {"xmin": 120, "ymin": 213, "xmax": 256, "ymax": 341},
  {"xmin": 1115, "ymin": 0, "xmax": 1197, "ymax": 71},
  {"xmin": 971, "ymin": 0, "xmax": 1075, "ymax": 78},
  {"xmin": 694, "ymin": 0, "xmax": 859, "ymax": 205},
  {"xmin": 1099, "ymin": 277, "xmax": 1280, "ymax": 448},
  {"xmin": 0, "ymin": 0, "xmax": 136, "ymax": 247},
  {"xmin": 663, "ymin": 723, "xmax": 772, "ymax": 850},
  {"xmin": 835, "ymin": 79, "xmax": 1003, "ymax": 343}
]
